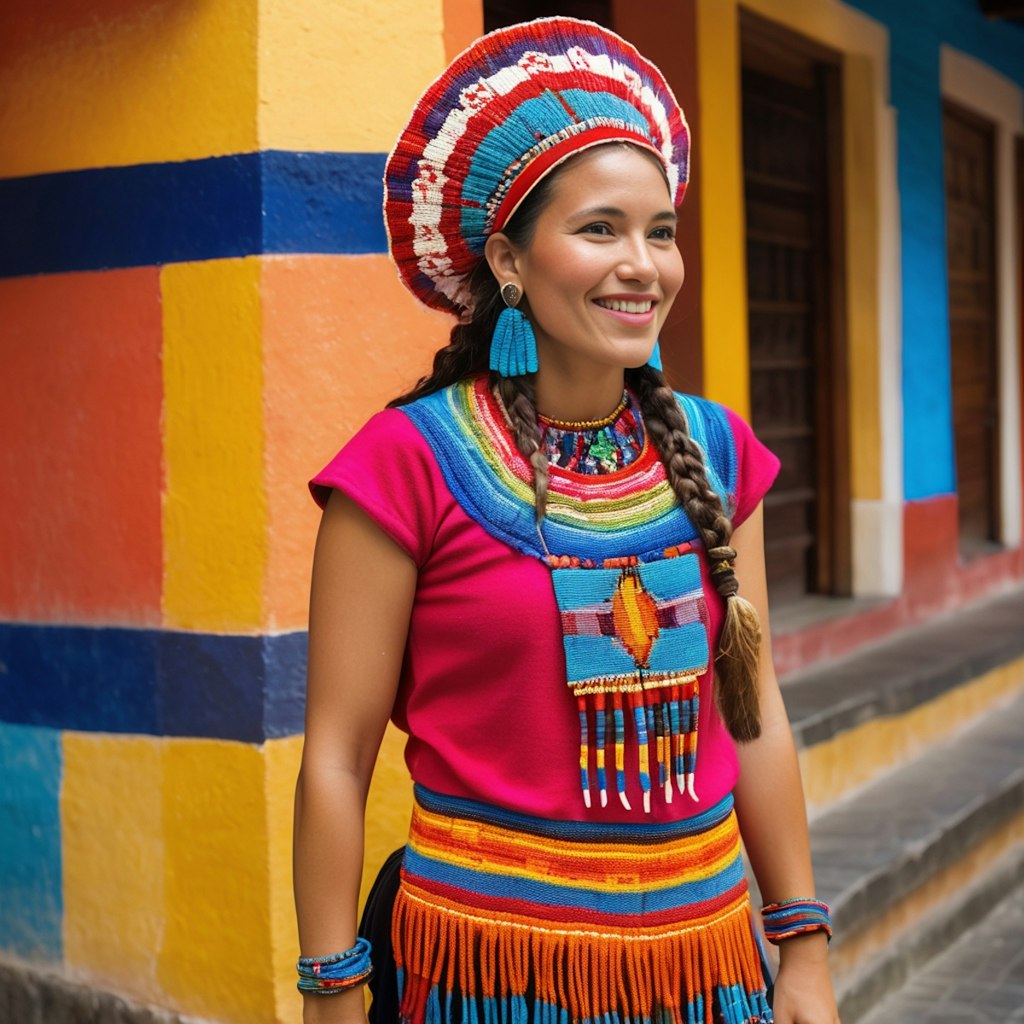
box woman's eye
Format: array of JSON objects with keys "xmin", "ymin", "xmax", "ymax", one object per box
[
  {"xmin": 581, "ymin": 223, "xmax": 613, "ymax": 235},
  {"xmin": 650, "ymin": 227, "xmax": 676, "ymax": 241}
]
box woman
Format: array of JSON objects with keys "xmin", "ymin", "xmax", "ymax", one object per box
[{"xmin": 294, "ymin": 17, "xmax": 839, "ymax": 1024}]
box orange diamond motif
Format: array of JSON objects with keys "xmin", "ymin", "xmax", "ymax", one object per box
[{"xmin": 610, "ymin": 569, "xmax": 660, "ymax": 668}]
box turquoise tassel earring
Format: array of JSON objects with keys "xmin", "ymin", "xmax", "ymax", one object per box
[{"xmin": 490, "ymin": 282, "xmax": 538, "ymax": 377}]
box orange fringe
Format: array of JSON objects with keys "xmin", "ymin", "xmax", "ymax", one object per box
[{"xmin": 393, "ymin": 881, "xmax": 766, "ymax": 1024}]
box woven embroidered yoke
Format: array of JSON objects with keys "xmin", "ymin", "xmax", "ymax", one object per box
[
  {"xmin": 400, "ymin": 377, "xmax": 739, "ymax": 813},
  {"xmin": 395, "ymin": 786, "xmax": 772, "ymax": 1024}
]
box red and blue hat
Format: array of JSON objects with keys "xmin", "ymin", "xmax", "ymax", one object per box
[{"xmin": 384, "ymin": 17, "xmax": 690, "ymax": 318}]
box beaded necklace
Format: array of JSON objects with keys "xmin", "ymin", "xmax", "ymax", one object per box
[
  {"xmin": 538, "ymin": 391, "xmax": 645, "ymax": 475},
  {"xmin": 401, "ymin": 376, "xmax": 740, "ymax": 813}
]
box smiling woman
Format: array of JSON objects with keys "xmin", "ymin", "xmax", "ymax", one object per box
[
  {"xmin": 486, "ymin": 145, "xmax": 684, "ymax": 413},
  {"xmin": 294, "ymin": 16, "xmax": 840, "ymax": 1024}
]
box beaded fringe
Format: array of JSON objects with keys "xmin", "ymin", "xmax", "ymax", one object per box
[
  {"xmin": 394, "ymin": 883, "xmax": 769, "ymax": 1024},
  {"xmin": 577, "ymin": 680, "xmax": 699, "ymax": 812}
]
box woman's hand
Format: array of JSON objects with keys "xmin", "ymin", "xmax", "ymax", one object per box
[{"xmin": 770, "ymin": 933, "xmax": 841, "ymax": 1024}]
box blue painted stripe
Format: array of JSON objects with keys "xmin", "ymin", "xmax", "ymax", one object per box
[
  {"xmin": 0, "ymin": 151, "xmax": 387, "ymax": 279},
  {"xmin": 0, "ymin": 722, "xmax": 63, "ymax": 959},
  {"xmin": 0, "ymin": 623, "xmax": 307, "ymax": 741}
]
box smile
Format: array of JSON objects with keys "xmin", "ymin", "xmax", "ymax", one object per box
[{"xmin": 594, "ymin": 298, "xmax": 655, "ymax": 314}]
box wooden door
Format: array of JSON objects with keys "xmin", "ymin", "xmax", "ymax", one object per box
[
  {"xmin": 944, "ymin": 101, "xmax": 1000, "ymax": 551},
  {"xmin": 741, "ymin": 17, "xmax": 849, "ymax": 603},
  {"xmin": 485, "ymin": 0, "xmax": 611, "ymax": 31}
]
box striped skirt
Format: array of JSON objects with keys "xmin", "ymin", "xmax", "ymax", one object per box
[{"xmin": 393, "ymin": 786, "xmax": 772, "ymax": 1024}]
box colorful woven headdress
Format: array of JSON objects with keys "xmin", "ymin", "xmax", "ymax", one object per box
[{"xmin": 384, "ymin": 17, "xmax": 690, "ymax": 319}]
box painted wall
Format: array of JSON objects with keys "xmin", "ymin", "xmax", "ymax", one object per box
[
  {"xmin": 0, "ymin": 0, "xmax": 479, "ymax": 1020},
  {"xmin": 840, "ymin": 0, "xmax": 1024, "ymax": 503}
]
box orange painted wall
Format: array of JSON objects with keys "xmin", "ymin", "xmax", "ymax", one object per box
[
  {"xmin": 0, "ymin": 269, "xmax": 164, "ymax": 625},
  {"xmin": 443, "ymin": 0, "xmax": 484, "ymax": 59},
  {"xmin": 261, "ymin": 254, "xmax": 451, "ymax": 631}
]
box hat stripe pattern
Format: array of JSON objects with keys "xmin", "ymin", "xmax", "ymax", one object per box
[{"xmin": 385, "ymin": 18, "xmax": 690, "ymax": 316}]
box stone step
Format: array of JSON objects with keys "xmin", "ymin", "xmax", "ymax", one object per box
[
  {"xmin": 857, "ymin": 870, "xmax": 1024, "ymax": 1024},
  {"xmin": 0, "ymin": 954, "xmax": 208, "ymax": 1024},
  {"xmin": 805, "ymin": 689, "xmax": 1024, "ymax": 1020},
  {"xmin": 780, "ymin": 585, "xmax": 1024, "ymax": 812}
]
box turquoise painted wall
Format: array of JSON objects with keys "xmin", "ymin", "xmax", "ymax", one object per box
[{"xmin": 841, "ymin": 0, "xmax": 1024, "ymax": 501}]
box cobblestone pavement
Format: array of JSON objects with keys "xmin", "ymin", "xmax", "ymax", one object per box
[{"xmin": 860, "ymin": 882, "xmax": 1024, "ymax": 1023}]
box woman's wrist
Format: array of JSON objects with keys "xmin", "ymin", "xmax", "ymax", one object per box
[
  {"xmin": 777, "ymin": 928, "xmax": 830, "ymax": 966},
  {"xmin": 301, "ymin": 985, "xmax": 367, "ymax": 1023}
]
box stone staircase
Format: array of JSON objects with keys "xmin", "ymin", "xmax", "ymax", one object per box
[{"xmin": 777, "ymin": 585, "xmax": 1024, "ymax": 1022}]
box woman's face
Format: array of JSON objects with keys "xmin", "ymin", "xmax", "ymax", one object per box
[{"xmin": 510, "ymin": 145, "xmax": 684, "ymax": 374}]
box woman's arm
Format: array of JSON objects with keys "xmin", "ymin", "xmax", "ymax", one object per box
[
  {"xmin": 294, "ymin": 490, "xmax": 418, "ymax": 1023},
  {"xmin": 731, "ymin": 503, "xmax": 840, "ymax": 1024}
]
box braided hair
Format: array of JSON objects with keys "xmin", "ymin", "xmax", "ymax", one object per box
[
  {"xmin": 627, "ymin": 364, "xmax": 762, "ymax": 740},
  {"xmin": 389, "ymin": 152, "xmax": 762, "ymax": 741}
]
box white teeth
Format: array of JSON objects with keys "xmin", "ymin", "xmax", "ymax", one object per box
[{"xmin": 597, "ymin": 298, "xmax": 653, "ymax": 314}]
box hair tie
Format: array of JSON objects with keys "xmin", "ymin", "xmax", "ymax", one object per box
[
  {"xmin": 707, "ymin": 546, "xmax": 736, "ymax": 562},
  {"xmin": 714, "ymin": 572, "xmax": 740, "ymax": 598}
]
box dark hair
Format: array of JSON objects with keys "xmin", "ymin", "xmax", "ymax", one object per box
[{"xmin": 388, "ymin": 146, "xmax": 763, "ymax": 741}]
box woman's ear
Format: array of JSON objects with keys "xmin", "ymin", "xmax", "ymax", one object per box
[{"xmin": 484, "ymin": 232, "xmax": 520, "ymax": 286}]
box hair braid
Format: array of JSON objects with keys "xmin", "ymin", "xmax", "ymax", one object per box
[
  {"xmin": 628, "ymin": 365, "xmax": 763, "ymax": 741},
  {"xmin": 495, "ymin": 376, "xmax": 549, "ymax": 523}
]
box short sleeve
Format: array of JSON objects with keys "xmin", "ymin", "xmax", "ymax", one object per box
[
  {"xmin": 725, "ymin": 408, "xmax": 780, "ymax": 528},
  {"xmin": 309, "ymin": 409, "xmax": 444, "ymax": 567}
]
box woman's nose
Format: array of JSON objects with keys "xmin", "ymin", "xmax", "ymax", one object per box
[{"xmin": 616, "ymin": 237, "xmax": 657, "ymax": 282}]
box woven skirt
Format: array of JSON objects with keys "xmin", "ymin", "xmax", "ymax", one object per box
[{"xmin": 392, "ymin": 785, "xmax": 773, "ymax": 1024}]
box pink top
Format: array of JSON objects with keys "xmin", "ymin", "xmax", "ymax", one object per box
[{"xmin": 311, "ymin": 398, "xmax": 779, "ymax": 823}]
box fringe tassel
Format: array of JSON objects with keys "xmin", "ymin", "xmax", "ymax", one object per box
[
  {"xmin": 576, "ymin": 679, "xmax": 700, "ymax": 811},
  {"xmin": 393, "ymin": 884, "xmax": 771, "ymax": 1024}
]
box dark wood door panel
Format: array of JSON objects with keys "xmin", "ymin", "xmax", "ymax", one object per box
[
  {"xmin": 742, "ymin": 19, "xmax": 848, "ymax": 602},
  {"xmin": 944, "ymin": 100, "xmax": 999, "ymax": 550}
]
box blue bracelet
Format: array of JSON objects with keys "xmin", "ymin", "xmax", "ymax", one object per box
[
  {"xmin": 761, "ymin": 898, "xmax": 833, "ymax": 944},
  {"xmin": 296, "ymin": 937, "xmax": 374, "ymax": 994}
]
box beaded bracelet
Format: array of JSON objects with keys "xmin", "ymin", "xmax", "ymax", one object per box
[
  {"xmin": 296, "ymin": 937, "xmax": 374, "ymax": 995},
  {"xmin": 761, "ymin": 898, "xmax": 833, "ymax": 944}
]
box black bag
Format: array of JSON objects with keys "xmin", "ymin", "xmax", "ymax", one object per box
[{"xmin": 359, "ymin": 847, "xmax": 405, "ymax": 1024}]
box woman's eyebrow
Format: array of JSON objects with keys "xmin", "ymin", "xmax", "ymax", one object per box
[{"xmin": 571, "ymin": 206, "xmax": 678, "ymax": 222}]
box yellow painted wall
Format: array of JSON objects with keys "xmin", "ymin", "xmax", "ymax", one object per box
[
  {"xmin": 162, "ymin": 258, "xmax": 267, "ymax": 632},
  {"xmin": 0, "ymin": 0, "xmax": 258, "ymax": 178},
  {"xmin": 843, "ymin": 54, "xmax": 883, "ymax": 501},
  {"xmin": 159, "ymin": 740, "xmax": 275, "ymax": 1022},
  {"xmin": 695, "ymin": 0, "xmax": 750, "ymax": 419},
  {"xmin": 266, "ymin": 736, "xmax": 304, "ymax": 1024},
  {"xmin": 62, "ymin": 733, "xmax": 308, "ymax": 1024},
  {"xmin": 360, "ymin": 725, "xmax": 416, "ymax": 907},
  {"xmin": 257, "ymin": 0, "xmax": 448, "ymax": 152},
  {"xmin": 62, "ymin": 735, "xmax": 164, "ymax": 1002}
]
